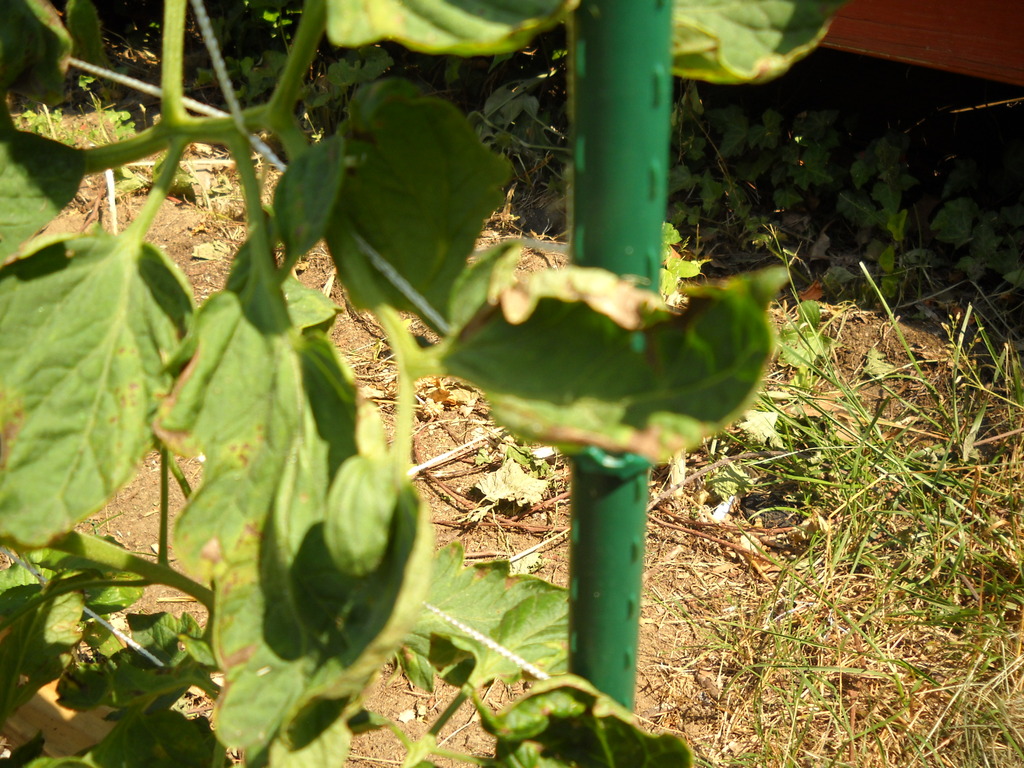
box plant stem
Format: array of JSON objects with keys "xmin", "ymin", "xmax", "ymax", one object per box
[
  {"xmin": 159, "ymin": 446, "xmax": 170, "ymax": 567},
  {"xmin": 161, "ymin": 0, "xmax": 190, "ymax": 125},
  {"xmin": 267, "ymin": 0, "xmax": 326, "ymax": 130},
  {"xmin": 230, "ymin": 134, "xmax": 271, "ymax": 256},
  {"xmin": 168, "ymin": 452, "xmax": 193, "ymax": 498},
  {"xmin": 82, "ymin": 126, "xmax": 171, "ymax": 173},
  {"xmin": 375, "ymin": 305, "xmax": 418, "ymax": 475},
  {"xmin": 122, "ymin": 138, "xmax": 186, "ymax": 245},
  {"xmin": 50, "ymin": 531, "xmax": 214, "ymax": 609},
  {"xmin": 428, "ymin": 689, "xmax": 469, "ymax": 736}
]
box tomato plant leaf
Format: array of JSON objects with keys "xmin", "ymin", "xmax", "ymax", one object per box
[
  {"xmin": 323, "ymin": 455, "xmax": 398, "ymax": 577},
  {"xmin": 154, "ymin": 279, "xmax": 302, "ymax": 580},
  {"xmin": 57, "ymin": 648, "xmax": 211, "ymax": 711},
  {"xmin": 274, "ymin": 134, "xmax": 346, "ymax": 266},
  {"xmin": 482, "ymin": 676, "xmax": 693, "ymax": 766},
  {"xmin": 283, "ymin": 275, "xmax": 340, "ymax": 332},
  {"xmin": 214, "ymin": 483, "xmax": 432, "ymax": 756},
  {"xmin": 325, "ymin": 0, "xmax": 571, "ymax": 55},
  {"xmin": 0, "ymin": 0, "xmax": 71, "ymax": 103},
  {"xmin": 672, "ymin": 0, "xmax": 847, "ymax": 84},
  {"xmin": 85, "ymin": 708, "xmax": 221, "ymax": 768},
  {"xmin": 0, "ymin": 131, "xmax": 85, "ymax": 262},
  {"xmin": 0, "ymin": 236, "xmax": 192, "ymax": 548},
  {"xmin": 326, "ymin": 82, "xmax": 508, "ymax": 331},
  {"xmin": 442, "ymin": 267, "xmax": 782, "ymax": 462},
  {"xmin": 401, "ymin": 543, "xmax": 567, "ymax": 691},
  {"xmin": 0, "ymin": 590, "xmax": 83, "ymax": 724}
]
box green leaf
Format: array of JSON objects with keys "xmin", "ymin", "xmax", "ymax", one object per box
[
  {"xmin": 932, "ymin": 197, "xmax": 979, "ymax": 248},
  {"xmin": 57, "ymin": 612, "xmax": 209, "ymax": 711},
  {"xmin": 482, "ymin": 676, "xmax": 693, "ymax": 767},
  {"xmin": 442, "ymin": 267, "xmax": 782, "ymax": 462},
  {"xmin": 283, "ymin": 275, "xmax": 341, "ymax": 332},
  {"xmin": 671, "ymin": 0, "xmax": 847, "ymax": 84},
  {"xmin": 127, "ymin": 611, "xmax": 205, "ymax": 663},
  {"xmin": 157, "ymin": 266, "xmax": 430, "ymax": 755},
  {"xmin": 267, "ymin": 708, "xmax": 354, "ymax": 768},
  {"xmin": 65, "ymin": 0, "xmax": 109, "ymax": 69},
  {"xmin": 325, "ymin": 0, "xmax": 571, "ymax": 56},
  {"xmin": 778, "ymin": 300, "xmax": 832, "ymax": 368},
  {"xmin": 323, "ymin": 455, "xmax": 398, "ymax": 576},
  {"xmin": 401, "ymin": 543, "xmax": 567, "ymax": 690},
  {"xmin": 0, "ymin": 131, "xmax": 85, "ymax": 262},
  {"xmin": 214, "ymin": 482, "xmax": 432, "ymax": 756},
  {"xmin": 155, "ymin": 282, "xmax": 301, "ymax": 580},
  {"xmin": 57, "ymin": 649, "xmax": 209, "ymax": 711},
  {"xmin": 85, "ymin": 708, "xmax": 221, "ymax": 768},
  {"xmin": 0, "ymin": 590, "xmax": 83, "ymax": 724},
  {"xmin": 326, "ymin": 82, "xmax": 509, "ymax": 331},
  {"xmin": 0, "ymin": 0, "xmax": 71, "ymax": 103},
  {"xmin": 0, "ymin": 235, "xmax": 193, "ymax": 547},
  {"xmin": 274, "ymin": 135, "xmax": 346, "ymax": 265}
]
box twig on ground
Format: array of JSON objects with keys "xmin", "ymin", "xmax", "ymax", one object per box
[
  {"xmin": 407, "ymin": 434, "xmax": 491, "ymax": 478},
  {"xmin": 510, "ymin": 529, "xmax": 570, "ymax": 563},
  {"xmin": 434, "ymin": 518, "xmax": 568, "ymax": 534},
  {"xmin": 651, "ymin": 513, "xmax": 777, "ymax": 569}
]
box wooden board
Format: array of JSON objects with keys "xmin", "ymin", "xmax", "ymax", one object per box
[
  {"xmin": 823, "ymin": 0, "xmax": 1024, "ymax": 86},
  {"xmin": 2, "ymin": 681, "xmax": 115, "ymax": 757}
]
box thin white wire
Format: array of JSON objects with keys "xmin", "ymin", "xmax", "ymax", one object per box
[
  {"xmin": 188, "ymin": 0, "xmax": 286, "ymax": 171},
  {"xmin": 69, "ymin": 57, "xmax": 225, "ymax": 117},
  {"xmin": 0, "ymin": 546, "xmax": 166, "ymax": 668},
  {"xmin": 423, "ymin": 602, "xmax": 550, "ymax": 680},
  {"xmin": 352, "ymin": 233, "xmax": 451, "ymax": 334}
]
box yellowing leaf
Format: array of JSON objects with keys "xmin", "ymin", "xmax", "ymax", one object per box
[{"xmin": 475, "ymin": 460, "xmax": 548, "ymax": 507}]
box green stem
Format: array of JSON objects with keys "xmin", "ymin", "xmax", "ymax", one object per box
[
  {"xmin": 375, "ymin": 305, "xmax": 418, "ymax": 475},
  {"xmin": 50, "ymin": 531, "xmax": 214, "ymax": 609},
  {"xmin": 161, "ymin": 0, "xmax": 189, "ymax": 125},
  {"xmin": 428, "ymin": 689, "xmax": 469, "ymax": 737},
  {"xmin": 230, "ymin": 135, "xmax": 271, "ymax": 253},
  {"xmin": 274, "ymin": 120, "xmax": 310, "ymax": 161},
  {"xmin": 159, "ymin": 446, "xmax": 170, "ymax": 567},
  {"xmin": 267, "ymin": 0, "xmax": 326, "ymax": 130},
  {"xmin": 82, "ymin": 126, "xmax": 171, "ymax": 174},
  {"xmin": 169, "ymin": 453, "xmax": 193, "ymax": 498},
  {"xmin": 432, "ymin": 747, "xmax": 487, "ymax": 765},
  {"xmin": 227, "ymin": 133, "xmax": 281, "ymax": 297},
  {"xmin": 122, "ymin": 138, "xmax": 186, "ymax": 245}
]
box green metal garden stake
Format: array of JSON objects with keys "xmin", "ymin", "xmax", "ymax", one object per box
[{"xmin": 568, "ymin": 0, "xmax": 672, "ymax": 709}]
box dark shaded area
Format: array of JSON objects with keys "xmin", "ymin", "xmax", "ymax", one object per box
[{"xmin": 697, "ymin": 47, "xmax": 1024, "ymax": 206}]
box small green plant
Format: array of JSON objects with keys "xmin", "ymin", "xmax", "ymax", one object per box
[
  {"xmin": 669, "ymin": 96, "xmax": 1024, "ymax": 297},
  {"xmin": 0, "ymin": 0, "xmax": 843, "ymax": 764}
]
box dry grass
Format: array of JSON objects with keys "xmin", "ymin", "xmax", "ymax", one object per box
[{"xmin": 639, "ymin": 288, "xmax": 1024, "ymax": 767}]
